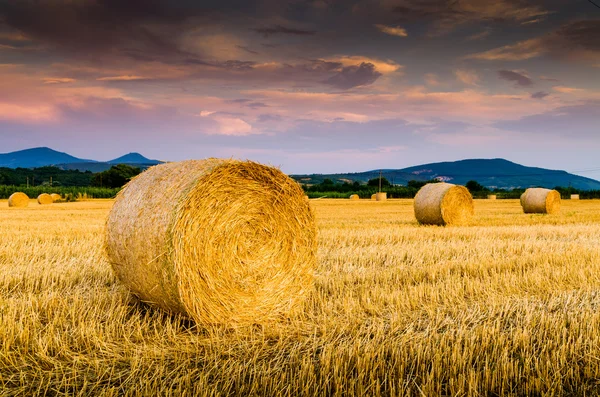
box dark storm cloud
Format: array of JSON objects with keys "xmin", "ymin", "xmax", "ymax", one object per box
[
  {"xmin": 0, "ymin": 0, "xmax": 274, "ymax": 62},
  {"xmin": 253, "ymin": 25, "xmax": 316, "ymax": 37},
  {"xmin": 497, "ymin": 70, "xmax": 533, "ymax": 87},
  {"xmin": 530, "ymin": 91, "xmax": 549, "ymax": 99},
  {"xmin": 555, "ymin": 19, "xmax": 600, "ymax": 53},
  {"xmin": 386, "ymin": 0, "xmax": 550, "ymax": 33},
  {"xmin": 323, "ymin": 62, "xmax": 382, "ymax": 90}
]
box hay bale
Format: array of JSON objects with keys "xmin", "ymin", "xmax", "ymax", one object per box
[
  {"xmin": 521, "ymin": 188, "xmax": 560, "ymax": 214},
  {"xmin": 8, "ymin": 192, "xmax": 29, "ymax": 207},
  {"xmin": 37, "ymin": 193, "xmax": 53, "ymax": 205},
  {"xmin": 520, "ymin": 192, "xmax": 526, "ymax": 207},
  {"xmin": 349, "ymin": 194, "xmax": 360, "ymax": 200},
  {"xmin": 487, "ymin": 195, "xmax": 497, "ymax": 200},
  {"xmin": 106, "ymin": 159, "xmax": 316, "ymax": 326},
  {"xmin": 571, "ymin": 194, "xmax": 580, "ymax": 200},
  {"xmin": 375, "ymin": 192, "xmax": 387, "ymax": 201},
  {"xmin": 371, "ymin": 193, "xmax": 377, "ymax": 200},
  {"xmin": 414, "ymin": 183, "xmax": 474, "ymax": 226},
  {"xmin": 50, "ymin": 193, "xmax": 62, "ymax": 202}
]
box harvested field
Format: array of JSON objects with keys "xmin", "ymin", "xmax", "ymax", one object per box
[{"xmin": 1, "ymin": 199, "xmax": 600, "ymax": 395}]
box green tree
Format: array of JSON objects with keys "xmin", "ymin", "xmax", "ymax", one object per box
[
  {"xmin": 91, "ymin": 164, "xmax": 141, "ymax": 188},
  {"xmin": 407, "ymin": 179, "xmax": 439, "ymax": 189},
  {"xmin": 367, "ymin": 177, "xmax": 391, "ymax": 188},
  {"xmin": 465, "ymin": 180, "xmax": 488, "ymax": 192}
]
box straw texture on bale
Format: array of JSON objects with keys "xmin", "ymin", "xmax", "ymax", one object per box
[
  {"xmin": 414, "ymin": 183, "xmax": 474, "ymax": 226},
  {"xmin": 571, "ymin": 194, "xmax": 580, "ymax": 200},
  {"xmin": 8, "ymin": 192, "xmax": 29, "ymax": 207},
  {"xmin": 371, "ymin": 194, "xmax": 377, "ymax": 200},
  {"xmin": 487, "ymin": 195, "xmax": 497, "ymax": 200},
  {"xmin": 37, "ymin": 193, "xmax": 53, "ymax": 205},
  {"xmin": 349, "ymin": 194, "xmax": 360, "ymax": 200},
  {"xmin": 521, "ymin": 188, "xmax": 560, "ymax": 214},
  {"xmin": 375, "ymin": 192, "xmax": 387, "ymax": 201},
  {"xmin": 50, "ymin": 193, "xmax": 62, "ymax": 202},
  {"xmin": 106, "ymin": 159, "xmax": 316, "ymax": 326}
]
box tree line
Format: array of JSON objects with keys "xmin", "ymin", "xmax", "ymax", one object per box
[
  {"xmin": 302, "ymin": 178, "xmax": 600, "ymax": 199},
  {"xmin": 0, "ymin": 164, "xmax": 141, "ymax": 188}
]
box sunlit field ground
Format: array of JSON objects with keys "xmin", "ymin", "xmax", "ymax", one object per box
[{"xmin": 1, "ymin": 198, "xmax": 600, "ymax": 396}]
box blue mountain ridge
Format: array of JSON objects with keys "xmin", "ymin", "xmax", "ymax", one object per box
[
  {"xmin": 0, "ymin": 147, "xmax": 161, "ymax": 172},
  {"xmin": 292, "ymin": 158, "xmax": 600, "ymax": 190}
]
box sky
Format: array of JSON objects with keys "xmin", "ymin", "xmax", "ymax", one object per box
[{"xmin": 0, "ymin": 0, "xmax": 599, "ymax": 176}]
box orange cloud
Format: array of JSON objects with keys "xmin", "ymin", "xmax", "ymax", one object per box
[
  {"xmin": 0, "ymin": 103, "xmax": 58, "ymax": 123},
  {"xmin": 374, "ymin": 24, "xmax": 408, "ymax": 37},
  {"xmin": 466, "ymin": 38, "xmax": 546, "ymax": 61},
  {"xmin": 552, "ymin": 86, "xmax": 585, "ymax": 94},
  {"xmin": 454, "ymin": 69, "xmax": 480, "ymax": 86},
  {"xmin": 43, "ymin": 77, "xmax": 76, "ymax": 84},
  {"xmin": 97, "ymin": 75, "xmax": 146, "ymax": 81}
]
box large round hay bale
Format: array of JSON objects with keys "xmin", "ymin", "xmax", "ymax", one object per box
[
  {"xmin": 106, "ymin": 159, "xmax": 316, "ymax": 326},
  {"xmin": 50, "ymin": 193, "xmax": 62, "ymax": 202},
  {"xmin": 37, "ymin": 193, "xmax": 53, "ymax": 205},
  {"xmin": 487, "ymin": 195, "xmax": 497, "ymax": 200},
  {"xmin": 8, "ymin": 192, "xmax": 29, "ymax": 207},
  {"xmin": 371, "ymin": 193, "xmax": 377, "ymax": 200},
  {"xmin": 521, "ymin": 188, "xmax": 560, "ymax": 214},
  {"xmin": 349, "ymin": 194, "xmax": 360, "ymax": 200},
  {"xmin": 571, "ymin": 194, "xmax": 580, "ymax": 200},
  {"xmin": 376, "ymin": 192, "xmax": 387, "ymax": 201},
  {"xmin": 414, "ymin": 183, "xmax": 474, "ymax": 226}
]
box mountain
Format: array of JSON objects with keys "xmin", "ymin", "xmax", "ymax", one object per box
[
  {"xmin": 292, "ymin": 158, "xmax": 600, "ymax": 190},
  {"xmin": 0, "ymin": 147, "xmax": 95, "ymax": 168},
  {"xmin": 108, "ymin": 152, "xmax": 160, "ymax": 165},
  {"xmin": 0, "ymin": 147, "xmax": 162, "ymax": 172}
]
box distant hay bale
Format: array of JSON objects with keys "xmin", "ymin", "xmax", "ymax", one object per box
[
  {"xmin": 349, "ymin": 194, "xmax": 360, "ymax": 200},
  {"xmin": 520, "ymin": 192, "xmax": 526, "ymax": 207},
  {"xmin": 50, "ymin": 193, "xmax": 62, "ymax": 202},
  {"xmin": 375, "ymin": 192, "xmax": 387, "ymax": 201},
  {"xmin": 571, "ymin": 194, "xmax": 580, "ymax": 200},
  {"xmin": 487, "ymin": 195, "xmax": 497, "ymax": 200},
  {"xmin": 8, "ymin": 192, "xmax": 29, "ymax": 207},
  {"xmin": 37, "ymin": 193, "xmax": 53, "ymax": 205},
  {"xmin": 106, "ymin": 159, "xmax": 316, "ymax": 326},
  {"xmin": 371, "ymin": 193, "xmax": 377, "ymax": 200},
  {"xmin": 414, "ymin": 183, "xmax": 474, "ymax": 226},
  {"xmin": 521, "ymin": 188, "xmax": 561, "ymax": 214}
]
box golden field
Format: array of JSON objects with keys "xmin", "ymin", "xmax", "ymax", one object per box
[{"xmin": 1, "ymin": 198, "xmax": 600, "ymax": 396}]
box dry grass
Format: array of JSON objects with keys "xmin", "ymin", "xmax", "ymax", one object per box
[{"xmin": 1, "ymin": 199, "xmax": 600, "ymax": 395}]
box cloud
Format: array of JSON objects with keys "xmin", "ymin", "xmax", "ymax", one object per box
[
  {"xmin": 466, "ymin": 38, "xmax": 545, "ymax": 61},
  {"xmin": 492, "ymin": 102, "xmax": 599, "ymax": 138},
  {"xmin": 530, "ymin": 91, "xmax": 549, "ymax": 99},
  {"xmin": 97, "ymin": 75, "xmax": 146, "ymax": 81},
  {"xmin": 497, "ymin": 70, "xmax": 533, "ymax": 87},
  {"xmin": 424, "ymin": 73, "xmax": 440, "ymax": 86},
  {"xmin": 389, "ymin": 0, "xmax": 550, "ymax": 34},
  {"xmin": 466, "ymin": 29, "xmax": 492, "ymax": 41},
  {"xmin": 325, "ymin": 56, "xmax": 401, "ymax": 74},
  {"xmin": 253, "ymin": 25, "xmax": 316, "ymax": 37},
  {"xmin": 466, "ymin": 19, "xmax": 600, "ymax": 63},
  {"xmin": 552, "ymin": 86, "xmax": 585, "ymax": 94},
  {"xmin": 323, "ymin": 62, "xmax": 382, "ymax": 89},
  {"xmin": 374, "ymin": 24, "xmax": 407, "ymax": 37},
  {"xmin": 43, "ymin": 77, "xmax": 76, "ymax": 84},
  {"xmin": 454, "ymin": 69, "xmax": 480, "ymax": 86}
]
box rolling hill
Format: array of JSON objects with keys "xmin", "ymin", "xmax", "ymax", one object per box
[
  {"xmin": 292, "ymin": 159, "xmax": 600, "ymax": 190},
  {"xmin": 0, "ymin": 147, "xmax": 161, "ymax": 172}
]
